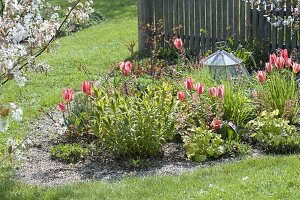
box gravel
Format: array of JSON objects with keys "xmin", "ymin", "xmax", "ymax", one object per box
[{"xmin": 17, "ymin": 111, "xmax": 261, "ymax": 187}]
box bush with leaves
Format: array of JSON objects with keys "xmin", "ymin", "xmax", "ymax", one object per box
[
  {"xmin": 51, "ymin": 143, "xmax": 88, "ymax": 164},
  {"xmin": 93, "ymin": 83, "xmax": 177, "ymax": 158},
  {"xmin": 247, "ymin": 110, "xmax": 300, "ymax": 153}
]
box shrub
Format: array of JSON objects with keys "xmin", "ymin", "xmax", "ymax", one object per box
[
  {"xmin": 183, "ymin": 127, "xmax": 225, "ymax": 162},
  {"xmin": 93, "ymin": 83, "xmax": 177, "ymax": 158},
  {"xmin": 51, "ymin": 143, "xmax": 88, "ymax": 164},
  {"xmin": 247, "ymin": 110, "xmax": 300, "ymax": 153}
]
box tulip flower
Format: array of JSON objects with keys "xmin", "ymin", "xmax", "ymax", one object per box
[
  {"xmin": 269, "ymin": 53, "xmax": 277, "ymax": 65},
  {"xmin": 195, "ymin": 83, "xmax": 204, "ymax": 95},
  {"xmin": 276, "ymin": 57, "xmax": 285, "ymax": 70},
  {"xmin": 123, "ymin": 65, "xmax": 131, "ymax": 76},
  {"xmin": 265, "ymin": 62, "xmax": 273, "ymax": 72},
  {"xmin": 293, "ymin": 63, "xmax": 300, "ymax": 74},
  {"xmin": 177, "ymin": 91, "xmax": 185, "ymax": 102},
  {"xmin": 184, "ymin": 77, "xmax": 193, "ymax": 90},
  {"xmin": 56, "ymin": 103, "xmax": 66, "ymax": 112},
  {"xmin": 217, "ymin": 85, "xmax": 225, "ymax": 99},
  {"xmin": 82, "ymin": 81, "xmax": 93, "ymax": 96},
  {"xmin": 63, "ymin": 89, "xmax": 74, "ymax": 102},
  {"xmin": 208, "ymin": 87, "xmax": 217, "ymax": 97},
  {"xmin": 210, "ymin": 117, "xmax": 222, "ymax": 131},
  {"xmin": 174, "ymin": 38, "xmax": 183, "ymax": 49},
  {"xmin": 285, "ymin": 58, "xmax": 292, "ymax": 67},
  {"xmin": 119, "ymin": 62, "xmax": 125, "ymax": 71},
  {"xmin": 125, "ymin": 61, "xmax": 133, "ymax": 71},
  {"xmin": 281, "ymin": 49, "xmax": 289, "ymax": 60},
  {"xmin": 256, "ymin": 71, "xmax": 266, "ymax": 84}
]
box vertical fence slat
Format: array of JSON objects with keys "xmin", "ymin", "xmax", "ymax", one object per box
[
  {"xmin": 168, "ymin": 0, "xmax": 173, "ymax": 37},
  {"xmin": 264, "ymin": 5, "xmax": 271, "ymax": 41},
  {"xmin": 271, "ymin": 18, "xmax": 277, "ymax": 51},
  {"xmin": 278, "ymin": 2, "xmax": 284, "ymax": 48},
  {"xmin": 228, "ymin": 0, "xmax": 233, "ymax": 38},
  {"xmin": 233, "ymin": 0, "xmax": 239, "ymax": 41},
  {"xmin": 217, "ymin": 0, "xmax": 222, "ymax": 42},
  {"xmin": 178, "ymin": 0, "xmax": 184, "ymax": 38},
  {"xmin": 246, "ymin": 1, "xmax": 252, "ymax": 39},
  {"xmin": 211, "ymin": 0, "xmax": 216, "ymax": 48},
  {"xmin": 292, "ymin": 32, "xmax": 297, "ymax": 49},
  {"xmin": 258, "ymin": 3, "xmax": 265, "ymax": 39},
  {"xmin": 138, "ymin": 0, "xmax": 145, "ymax": 52},
  {"xmin": 164, "ymin": 0, "xmax": 169, "ymax": 43},
  {"xmin": 155, "ymin": 0, "xmax": 163, "ymax": 48},
  {"xmin": 185, "ymin": 0, "xmax": 190, "ymax": 48},
  {"xmin": 252, "ymin": 3, "xmax": 258, "ymax": 38},
  {"xmin": 190, "ymin": 0, "xmax": 195, "ymax": 53},
  {"xmin": 240, "ymin": 0, "xmax": 245, "ymax": 43},
  {"xmin": 173, "ymin": 0, "xmax": 178, "ymax": 29},
  {"xmin": 285, "ymin": 7, "xmax": 292, "ymax": 50},
  {"xmin": 200, "ymin": 0, "xmax": 205, "ymax": 53},
  {"xmin": 222, "ymin": 0, "xmax": 227, "ymax": 40},
  {"xmin": 205, "ymin": 0, "xmax": 211, "ymax": 50},
  {"xmin": 195, "ymin": 0, "xmax": 200, "ymax": 54}
]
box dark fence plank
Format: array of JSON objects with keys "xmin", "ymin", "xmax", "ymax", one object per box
[
  {"xmin": 228, "ymin": 0, "xmax": 233, "ymax": 37},
  {"xmin": 222, "ymin": 0, "xmax": 227, "ymax": 40},
  {"xmin": 163, "ymin": 0, "xmax": 170, "ymax": 42},
  {"xmin": 178, "ymin": 0, "xmax": 184, "ymax": 37},
  {"xmin": 217, "ymin": 0, "xmax": 222, "ymax": 42},
  {"xmin": 185, "ymin": 0, "xmax": 190, "ymax": 48},
  {"xmin": 200, "ymin": 0, "xmax": 206, "ymax": 53},
  {"xmin": 168, "ymin": 0, "xmax": 173, "ymax": 37},
  {"xmin": 240, "ymin": 0, "xmax": 245, "ymax": 43},
  {"xmin": 190, "ymin": 0, "xmax": 195, "ymax": 53},
  {"xmin": 278, "ymin": 2, "xmax": 284, "ymax": 48},
  {"xmin": 211, "ymin": 0, "xmax": 216, "ymax": 48},
  {"xmin": 195, "ymin": 0, "xmax": 200, "ymax": 54},
  {"xmin": 285, "ymin": 7, "xmax": 292, "ymax": 50},
  {"xmin": 246, "ymin": 0, "xmax": 252, "ymax": 39},
  {"xmin": 205, "ymin": 0, "xmax": 211, "ymax": 50},
  {"xmin": 173, "ymin": 0, "xmax": 178, "ymax": 29},
  {"xmin": 233, "ymin": 0, "xmax": 239, "ymax": 41},
  {"xmin": 252, "ymin": 3, "xmax": 258, "ymax": 38}
]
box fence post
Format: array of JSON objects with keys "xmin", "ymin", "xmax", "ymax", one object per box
[{"xmin": 138, "ymin": 0, "xmax": 154, "ymax": 54}]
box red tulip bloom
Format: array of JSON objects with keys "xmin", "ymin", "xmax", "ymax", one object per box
[
  {"xmin": 276, "ymin": 57, "xmax": 285, "ymax": 70},
  {"xmin": 177, "ymin": 91, "xmax": 185, "ymax": 102},
  {"xmin": 56, "ymin": 103, "xmax": 66, "ymax": 113},
  {"xmin": 82, "ymin": 81, "xmax": 93, "ymax": 96},
  {"xmin": 119, "ymin": 62, "xmax": 125, "ymax": 71},
  {"xmin": 184, "ymin": 78, "xmax": 193, "ymax": 90},
  {"xmin": 208, "ymin": 87, "xmax": 217, "ymax": 97},
  {"xmin": 281, "ymin": 49, "xmax": 289, "ymax": 60},
  {"xmin": 256, "ymin": 71, "xmax": 266, "ymax": 84},
  {"xmin": 210, "ymin": 117, "xmax": 222, "ymax": 131},
  {"xmin": 174, "ymin": 38, "xmax": 183, "ymax": 49},
  {"xmin": 265, "ymin": 62, "xmax": 273, "ymax": 72},
  {"xmin": 293, "ymin": 63, "xmax": 300, "ymax": 74},
  {"xmin": 285, "ymin": 58, "xmax": 292, "ymax": 67},
  {"xmin": 195, "ymin": 83, "xmax": 204, "ymax": 95},
  {"xmin": 63, "ymin": 89, "xmax": 74, "ymax": 102},
  {"xmin": 125, "ymin": 61, "xmax": 132, "ymax": 71},
  {"xmin": 269, "ymin": 53, "xmax": 277, "ymax": 65},
  {"xmin": 217, "ymin": 85, "xmax": 225, "ymax": 99}
]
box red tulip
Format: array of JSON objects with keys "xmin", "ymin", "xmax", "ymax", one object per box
[
  {"xmin": 256, "ymin": 71, "xmax": 266, "ymax": 84},
  {"xmin": 208, "ymin": 87, "xmax": 217, "ymax": 97},
  {"xmin": 174, "ymin": 38, "xmax": 183, "ymax": 49},
  {"xmin": 276, "ymin": 57, "xmax": 285, "ymax": 70},
  {"xmin": 56, "ymin": 103, "xmax": 66, "ymax": 113},
  {"xmin": 210, "ymin": 117, "xmax": 222, "ymax": 131},
  {"xmin": 217, "ymin": 85, "xmax": 225, "ymax": 99},
  {"xmin": 265, "ymin": 62, "xmax": 273, "ymax": 72},
  {"xmin": 119, "ymin": 62, "xmax": 125, "ymax": 71},
  {"xmin": 293, "ymin": 63, "xmax": 300, "ymax": 74},
  {"xmin": 195, "ymin": 83, "xmax": 204, "ymax": 95},
  {"xmin": 63, "ymin": 89, "xmax": 74, "ymax": 102},
  {"xmin": 125, "ymin": 61, "xmax": 133, "ymax": 71},
  {"xmin": 184, "ymin": 78, "xmax": 193, "ymax": 90},
  {"xmin": 269, "ymin": 53, "xmax": 277, "ymax": 65},
  {"xmin": 123, "ymin": 65, "xmax": 131, "ymax": 76},
  {"xmin": 281, "ymin": 49, "xmax": 289, "ymax": 60},
  {"xmin": 82, "ymin": 81, "xmax": 93, "ymax": 96},
  {"xmin": 177, "ymin": 91, "xmax": 185, "ymax": 102},
  {"xmin": 285, "ymin": 58, "xmax": 292, "ymax": 67}
]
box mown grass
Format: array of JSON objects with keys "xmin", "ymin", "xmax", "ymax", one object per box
[
  {"xmin": 1, "ymin": 1, "xmax": 300, "ymax": 199},
  {"xmin": 1, "ymin": 155, "xmax": 300, "ymax": 199}
]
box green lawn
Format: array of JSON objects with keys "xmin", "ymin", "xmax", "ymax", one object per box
[{"xmin": 1, "ymin": 1, "xmax": 300, "ymax": 199}]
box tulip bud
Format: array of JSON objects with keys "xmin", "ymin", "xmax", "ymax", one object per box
[
  {"xmin": 82, "ymin": 81, "xmax": 93, "ymax": 96},
  {"xmin": 56, "ymin": 103, "xmax": 66, "ymax": 113},
  {"xmin": 280, "ymin": 49, "xmax": 289, "ymax": 61},
  {"xmin": 293, "ymin": 63, "xmax": 300, "ymax": 74},
  {"xmin": 256, "ymin": 71, "xmax": 266, "ymax": 84},
  {"xmin": 269, "ymin": 53, "xmax": 277, "ymax": 65},
  {"xmin": 208, "ymin": 87, "xmax": 217, "ymax": 97},
  {"xmin": 63, "ymin": 89, "xmax": 74, "ymax": 102},
  {"xmin": 177, "ymin": 91, "xmax": 185, "ymax": 102},
  {"xmin": 276, "ymin": 57, "xmax": 285, "ymax": 70},
  {"xmin": 265, "ymin": 62, "xmax": 273, "ymax": 72},
  {"xmin": 195, "ymin": 83, "xmax": 204, "ymax": 95},
  {"xmin": 184, "ymin": 78, "xmax": 193, "ymax": 90},
  {"xmin": 174, "ymin": 38, "xmax": 183, "ymax": 49},
  {"xmin": 217, "ymin": 85, "xmax": 225, "ymax": 99}
]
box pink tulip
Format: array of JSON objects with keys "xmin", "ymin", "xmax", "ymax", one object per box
[
  {"xmin": 63, "ymin": 89, "xmax": 74, "ymax": 102},
  {"xmin": 82, "ymin": 81, "xmax": 93, "ymax": 96},
  {"xmin": 177, "ymin": 91, "xmax": 185, "ymax": 102},
  {"xmin": 217, "ymin": 85, "xmax": 225, "ymax": 99},
  {"xmin": 269, "ymin": 53, "xmax": 277, "ymax": 65},
  {"xmin": 265, "ymin": 62, "xmax": 273, "ymax": 72},
  {"xmin": 195, "ymin": 83, "xmax": 204, "ymax": 95},
  {"xmin": 285, "ymin": 58, "xmax": 292, "ymax": 67},
  {"xmin": 210, "ymin": 117, "xmax": 222, "ymax": 131},
  {"xmin": 276, "ymin": 57, "xmax": 285, "ymax": 70},
  {"xmin": 184, "ymin": 78, "xmax": 193, "ymax": 90},
  {"xmin": 174, "ymin": 38, "xmax": 183, "ymax": 49},
  {"xmin": 208, "ymin": 87, "xmax": 217, "ymax": 97},
  {"xmin": 119, "ymin": 62, "xmax": 125, "ymax": 71},
  {"xmin": 256, "ymin": 71, "xmax": 266, "ymax": 84},
  {"xmin": 125, "ymin": 61, "xmax": 133, "ymax": 71},
  {"xmin": 281, "ymin": 49, "xmax": 289, "ymax": 61},
  {"xmin": 292, "ymin": 63, "xmax": 300, "ymax": 74},
  {"xmin": 123, "ymin": 65, "xmax": 131, "ymax": 76},
  {"xmin": 56, "ymin": 103, "xmax": 66, "ymax": 113}
]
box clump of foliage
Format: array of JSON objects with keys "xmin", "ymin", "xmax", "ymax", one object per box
[
  {"xmin": 51, "ymin": 143, "xmax": 88, "ymax": 164},
  {"xmin": 247, "ymin": 110, "xmax": 300, "ymax": 154},
  {"xmin": 183, "ymin": 127, "xmax": 225, "ymax": 162},
  {"xmin": 93, "ymin": 83, "xmax": 177, "ymax": 158}
]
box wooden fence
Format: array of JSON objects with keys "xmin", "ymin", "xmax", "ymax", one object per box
[{"xmin": 138, "ymin": 0, "xmax": 300, "ymax": 55}]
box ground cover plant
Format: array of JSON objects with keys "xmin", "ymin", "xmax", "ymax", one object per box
[{"xmin": 1, "ymin": 0, "xmax": 300, "ymax": 199}]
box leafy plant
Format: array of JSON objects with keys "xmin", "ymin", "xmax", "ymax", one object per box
[
  {"xmin": 183, "ymin": 127, "xmax": 225, "ymax": 162},
  {"xmin": 247, "ymin": 110, "xmax": 300, "ymax": 153},
  {"xmin": 51, "ymin": 143, "xmax": 88, "ymax": 164},
  {"xmin": 93, "ymin": 83, "xmax": 177, "ymax": 158}
]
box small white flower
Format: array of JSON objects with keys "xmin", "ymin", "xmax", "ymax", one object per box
[{"xmin": 242, "ymin": 176, "xmax": 249, "ymax": 181}]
